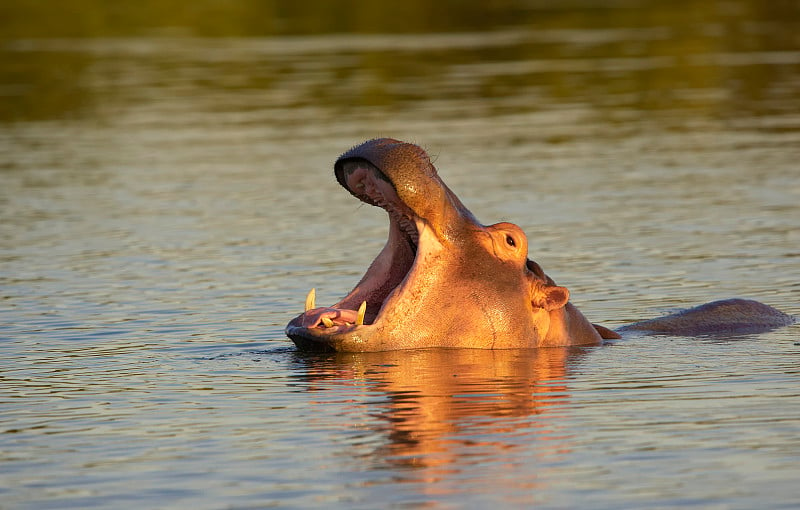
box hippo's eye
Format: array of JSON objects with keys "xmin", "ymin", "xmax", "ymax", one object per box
[{"xmin": 505, "ymin": 234, "xmax": 516, "ymax": 247}]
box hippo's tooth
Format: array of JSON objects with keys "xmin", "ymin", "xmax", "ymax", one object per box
[
  {"xmin": 305, "ymin": 288, "xmax": 316, "ymax": 312},
  {"xmin": 356, "ymin": 301, "xmax": 367, "ymax": 326},
  {"xmin": 321, "ymin": 317, "xmax": 334, "ymax": 328}
]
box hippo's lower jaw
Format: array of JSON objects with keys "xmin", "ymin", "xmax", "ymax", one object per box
[{"xmin": 286, "ymin": 160, "xmax": 425, "ymax": 352}]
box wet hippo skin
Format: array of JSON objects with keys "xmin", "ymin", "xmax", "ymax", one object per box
[{"xmin": 286, "ymin": 138, "xmax": 794, "ymax": 352}]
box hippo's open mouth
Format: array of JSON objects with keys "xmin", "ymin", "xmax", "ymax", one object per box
[{"xmin": 285, "ymin": 160, "xmax": 427, "ymax": 351}]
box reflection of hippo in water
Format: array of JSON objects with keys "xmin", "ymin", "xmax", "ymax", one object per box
[{"xmin": 286, "ymin": 138, "xmax": 794, "ymax": 352}]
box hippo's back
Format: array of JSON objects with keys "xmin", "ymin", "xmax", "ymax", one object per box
[{"xmin": 619, "ymin": 298, "xmax": 795, "ymax": 336}]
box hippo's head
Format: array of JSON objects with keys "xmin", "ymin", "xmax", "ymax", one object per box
[{"xmin": 286, "ymin": 138, "xmax": 603, "ymax": 351}]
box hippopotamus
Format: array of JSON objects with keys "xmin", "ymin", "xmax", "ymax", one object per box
[{"xmin": 285, "ymin": 138, "xmax": 794, "ymax": 352}]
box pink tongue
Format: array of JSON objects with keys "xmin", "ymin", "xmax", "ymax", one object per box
[{"xmin": 301, "ymin": 307, "xmax": 359, "ymax": 328}]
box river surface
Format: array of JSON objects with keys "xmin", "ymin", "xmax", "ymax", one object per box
[{"xmin": 2, "ymin": 1, "xmax": 799, "ymax": 508}]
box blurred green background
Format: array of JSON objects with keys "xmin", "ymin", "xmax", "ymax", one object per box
[
  {"xmin": 1, "ymin": 0, "xmax": 798, "ymax": 37},
  {"xmin": 2, "ymin": 0, "xmax": 798, "ymax": 123}
]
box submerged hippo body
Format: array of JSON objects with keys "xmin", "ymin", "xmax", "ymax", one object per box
[
  {"xmin": 618, "ymin": 298, "xmax": 794, "ymax": 336},
  {"xmin": 286, "ymin": 139, "xmax": 794, "ymax": 352}
]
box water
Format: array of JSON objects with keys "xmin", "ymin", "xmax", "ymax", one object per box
[{"xmin": 2, "ymin": 1, "xmax": 799, "ymax": 508}]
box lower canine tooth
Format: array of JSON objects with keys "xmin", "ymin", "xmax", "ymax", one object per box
[
  {"xmin": 305, "ymin": 288, "xmax": 316, "ymax": 312},
  {"xmin": 321, "ymin": 317, "xmax": 334, "ymax": 328},
  {"xmin": 356, "ymin": 301, "xmax": 367, "ymax": 326}
]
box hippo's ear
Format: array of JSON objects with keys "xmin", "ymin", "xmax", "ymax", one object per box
[{"xmin": 533, "ymin": 284, "xmax": 570, "ymax": 311}]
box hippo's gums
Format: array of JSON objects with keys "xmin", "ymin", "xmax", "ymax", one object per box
[{"xmin": 285, "ymin": 138, "xmax": 794, "ymax": 352}]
